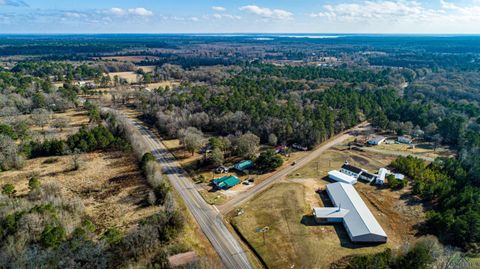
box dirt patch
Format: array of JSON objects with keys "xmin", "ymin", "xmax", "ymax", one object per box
[
  {"xmin": 351, "ymin": 155, "xmax": 370, "ymax": 166},
  {"xmin": 146, "ymin": 81, "xmax": 180, "ymax": 89},
  {"xmin": 108, "ymin": 71, "xmax": 139, "ymax": 83}
]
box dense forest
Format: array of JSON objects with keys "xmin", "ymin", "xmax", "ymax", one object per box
[{"xmin": 136, "ymin": 64, "xmax": 401, "ymax": 148}]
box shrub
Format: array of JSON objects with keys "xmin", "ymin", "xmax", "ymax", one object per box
[
  {"xmin": 1, "ymin": 211, "xmax": 26, "ymax": 237},
  {"xmin": 83, "ymin": 219, "xmax": 96, "ymax": 233},
  {"xmin": 141, "ymin": 152, "xmax": 156, "ymax": 173},
  {"xmin": 344, "ymin": 248, "xmax": 392, "ymax": 269},
  {"xmin": 28, "ymin": 177, "xmax": 41, "ymax": 191},
  {"xmin": 387, "ymin": 174, "xmax": 407, "ymax": 190},
  {"xmin": 40, "ymin": 224, "xmax": 66, "ymax": 248},
  {"xmin": 101, "ymin": 227, "xmax": 123, "ymax": 245},
  {"xmin": 153, "ymin": 181, "xmax": 171, "ymax": 205},
  {"xmin": 2, "ymin": 184, "xmax": 16, "ymax": 197},
  {"xmin": 0, "ymin": 124, "xmax": 17, "ymax": 140}
]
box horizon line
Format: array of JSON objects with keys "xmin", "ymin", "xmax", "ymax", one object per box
[{"xmin": 1, "ymin": 32, "xmax": 480, "ymax": 36}]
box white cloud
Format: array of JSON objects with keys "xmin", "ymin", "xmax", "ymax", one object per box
[
  {"xmin": 239, "ymin": 5, "xmax": 293, "ymax": 20},
  {"xmin": 109, "ymin": 7, "xmax": 126, "ymax": 16},
  {"xmin": 440, "ymin": 0, "xmax": 458, "ymax": 9},
  {"xmin": 212, "ymin": 6, "xmax": 226, "ymax": 12},
  {"xmin": 310, "ymin": 0, "xmax": 480, "ymax": 24},
  {"xmin": 127, "ymin": 8, "xmax": 153, "ymax": 16},
  {"xmin": 109, "ymin": 7, "xmax": 153, "ymax": 17},
  {"xmin": 310, "ymin": 1, "xmax": 424, "ymax": 19},
  {"xmin": 212, "ymin": 13, "xmax": 241, "ymax": 20},
  {"xmin": 0, "ymin": 0, "xmax": 28, "ymax": 7}
]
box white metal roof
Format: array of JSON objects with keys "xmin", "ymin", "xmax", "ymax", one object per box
[
  {"xmin": 313, "ymin": 207, "xmax": 349, "ymax": 219},
  {"xmin": 326, "ymin": 182, "xmax": 387, "ymax": 239},
  {"xmin": 378, "ymin": 168, "xmax": 389, "ymax": 182},
  {"xmin": 328, "ymin": 170, "xmax": 357, "ymax": 184},
  {"xmin": 368, "ymin": 136, "xmax": 386, "ymax": 143}
]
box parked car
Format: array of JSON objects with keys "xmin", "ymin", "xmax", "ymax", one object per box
[{"xmin": 215, "ymin": 166, "xmax": 229, "ymax": 174}]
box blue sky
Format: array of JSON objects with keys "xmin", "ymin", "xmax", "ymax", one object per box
[{"xmin": 1, "ymin": 0, "xmax": 480, "ymax": 33}]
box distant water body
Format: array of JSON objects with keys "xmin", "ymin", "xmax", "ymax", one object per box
[{"xmin": 192, "ymin": 34, "xmax": 343, "ymax": 39}]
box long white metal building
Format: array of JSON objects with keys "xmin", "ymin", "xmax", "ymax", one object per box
[
  {"xmin": 326, "ymin": 182, "xmax": 387, "ymax": 243},
  {"xmin": 328, "ymin": 170, "xmax": 357, "ymax": 184}
]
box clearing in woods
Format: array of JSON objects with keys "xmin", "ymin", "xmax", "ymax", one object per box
[{"xmin": 231, "ymin": 147, "xmax": 426, "ymax": 269}]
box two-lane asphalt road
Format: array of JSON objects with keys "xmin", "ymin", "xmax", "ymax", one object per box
[{"xmin": 120, "ymin": 114, "xmax": 253, "ymax": 269}]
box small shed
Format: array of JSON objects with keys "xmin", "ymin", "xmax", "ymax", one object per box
[
  {"xmin": 234, "ymin": 160, "xmax": 253, "ymax": 172},
  {"xmin": 212, "ymin": 175, "xmax": 241, "ymax": 189},
  {"xmin": 376, "ymin": 168, "xmax": 390, "ymax": 185}
]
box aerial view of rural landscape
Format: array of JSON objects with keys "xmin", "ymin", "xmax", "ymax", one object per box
[{"xmin": 1, "ymin": 1, "xmax": 480, "ymax": 269}]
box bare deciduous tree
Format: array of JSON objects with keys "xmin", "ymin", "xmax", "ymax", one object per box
[
  {"xmin": 178, "ymin": 127, "xmax": 206, "ymax": 156},
  {"xmin": 0, "ymin": 134, "xmax": 23, "ymax": 170},
  {"xmin": 31, "ymin": 108, "xmax": 52, "ymax": 137},
  {"xmin": 235, "ymin": 132, "xmax": 260, "ymax": 159}
]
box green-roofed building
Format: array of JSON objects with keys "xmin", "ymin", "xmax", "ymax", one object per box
[
  {"xmin": 234, "ymin": 160, "xmax": 253, "ymax": 172},
  {"xmin": 212, "ymin": 175, "xmax": 241, "ymax": 190}
]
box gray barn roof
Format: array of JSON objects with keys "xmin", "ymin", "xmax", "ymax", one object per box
[{"xmin": 326, "ymin": 182, "xmax": 387, "ymax": 242}]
